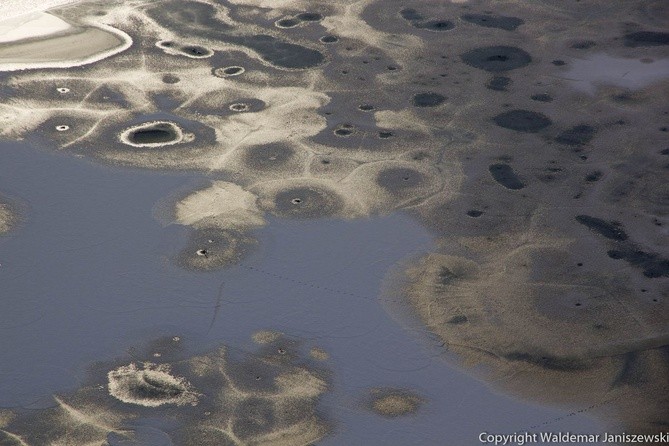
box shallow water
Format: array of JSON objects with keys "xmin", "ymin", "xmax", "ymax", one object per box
[{"xmin": 0, "ymin": 142, "xmax": 603, "ymax": 444}]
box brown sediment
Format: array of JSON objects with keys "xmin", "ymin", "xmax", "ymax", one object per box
[
  {"xmin": 253, "ymin": 330, "xmax": 284, "ymax": 345},
  {"xmin": 365, "ymin": 388, "xmax": 424, "ymax": 417},
  {"xmin": 0, "ymin": 334, "xmax": 331, "ymax": 445},
  {"xmin": 384, "ymin": 229, "xmax": 669, "ymax": 433},
  {"xmin": 309, "ymin": 347, "xmax": 329, "ymax": 361},
  {"xmin": 0, "ymin": 197, "xmax": 19, "ymax": 235}
]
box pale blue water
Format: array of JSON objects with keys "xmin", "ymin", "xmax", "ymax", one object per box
[{"xmin": 0, "ymin": 141, "xmax": 604, "ymax": 444}]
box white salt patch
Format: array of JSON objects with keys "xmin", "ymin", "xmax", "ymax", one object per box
[
  {"xmin": 176, "ymin": 181, "xmax": 266, "ymax": 230},
  {"xmin": 565, "ymin": 54, "xmax": 669, "ymax": 94},
  {"xmin": 0, "ymin": 12, "xmax": 71, "ymax": 43},
  {"xmin": 0, "ymin": 0, "xmax": 79, "ymax": 21}
]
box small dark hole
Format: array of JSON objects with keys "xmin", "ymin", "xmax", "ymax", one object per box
[
  {"xmin": 276, "ymin": 18, "xmax": 300, "ymax": 28},
  {"xmin": 183, "ymin": 45, "xmax": 209, "ymax": 56},
  {"xmin": 297, "ymin": 12, "xmax": 323, "ymax": 21},
  {"xmin": 224, "ymin": 66, "xmax": 243, "ymax": 75},
  {"xmin": 320, "ymin": 35, "xmax": 339, "ymax": 43}
]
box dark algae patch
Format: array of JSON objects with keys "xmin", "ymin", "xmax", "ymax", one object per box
[
  {"xmin": 531, "ymin": 93, "xmax": 552, "ymax": 102},
  {"xmin": 412, "ymin": 92, "xmax": 446, "ymax": 107},
  {"xmin": 503, "ymin": 352, "xmax": 589, "ymax": 372},
  {"xmin": 585, "ymin": 170, "xmax": 603, "ymax": 182},
  {"xmin": 232, "ymin": 35, "xmax": 325, "ymax": 69},
  {"xmin": 276, "ymin": 18, "xmax": 300, "ymax": 28},
  {"xmin": 555, "ymin": 125, "xmax": 595, "ymax": 146},
  {"xmin": 493, "ymin": 110, "xmax": 552, "ymax": 133},
  {"xmin": 607, "ymin": 248, "xmax": 669, "ymax": 278},
  {"xmin": 413, "ymin": 20, "xmax": 455, "ymax": 32},
  {"xmin": 460, "ymin": 46, "xmax": 532, "ymax": 72},
  {"xmin": 624, "ymin": 31, "xmax": 669, "ymax": 47},
  {"xmin": 377, "ymin": 167, "xmax": 426, "ymax": 193},
  {"xmin": 489, "ymin": 164, "xmax": 525, "ymax": 190},
  {"xmin": 575, "ymin": 215, "xmax": 628, "ymax": 241},
  {"xmin": 571, "ymin": 40, "xmax": 596, "ymax": 50},
  {"xmin": 319, "ymin": 35, "xmax": 338, "ymax": 43},
  {"xmin": 487, "ymin": 76, "xmax": 511, "ymax": 91},
  {"xmin": 448, "ymin": 315, "xmax": 468, "ymax": 324},
  {"xmin": 399, "ymin": 8, "xmax": 454, "ymax": 31},
  {"xmin": 399, "ymin": 8, "xmax": 424, "ymax": 21},
  {"xmin": 242, "ymin": 144, "xmax": 295, "ymax": 170},
  {"xmin": 296, "ymin": 12, "xmax": 323, "ymax": 21},
  {"xmin": 162, "ymin": 74, "xmax": 180, "ymax": 84},
  {"xmin": 461, "ymin": 13, "xmax": 524, "ymax": 31},
  {"xmin": 222, "ymin": 66, "xmax": 243, "ymax": 75}
]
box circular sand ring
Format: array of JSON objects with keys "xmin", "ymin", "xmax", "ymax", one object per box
[{"xmin": 119, "ymin": 121, "xmax": 189, "ymax": 148}]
